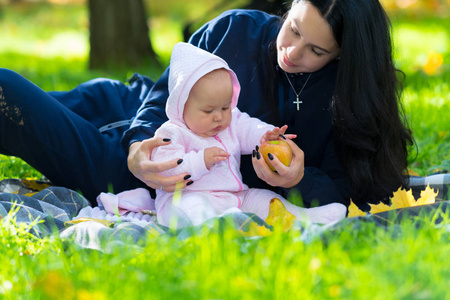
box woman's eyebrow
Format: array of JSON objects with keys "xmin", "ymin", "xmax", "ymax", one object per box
[
  {"xmin": 313, "ymin": 45, "xmax": 332, "ymax": 54},
  {"xmin": 292, "ymin": 19, "xmax": 332, "ymax": 54}
]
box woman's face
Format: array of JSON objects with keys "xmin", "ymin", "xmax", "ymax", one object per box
[{"xmin": 277, "ymin": 1, "xmax": 340, "ymax": 74}]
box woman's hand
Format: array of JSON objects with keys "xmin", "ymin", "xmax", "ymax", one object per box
[
  {"xmin": 252, "ymin": 138, "xmax": 305, "ymax": 188},
  {"xmin": 127, "ymin": 137, "xmax": 192, "ymax": 192}
]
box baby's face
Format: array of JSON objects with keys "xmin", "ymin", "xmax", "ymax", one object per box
[{"xmin": 183, "ymin": 69, "xmax": 233, "ymax": 138}]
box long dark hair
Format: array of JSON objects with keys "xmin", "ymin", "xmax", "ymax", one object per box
[{"xmin": 292, "ymin": 0, "xmax": 414, "ymax": 206}]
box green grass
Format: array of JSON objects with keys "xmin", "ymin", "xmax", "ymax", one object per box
[
  {"xmin": 1, "ymin": 2, "xmax": 450, "ymax": 299},
  {"xmin": 392, "ymin": 17, "xmax": 450, "ymax": 174},
  {"xmin": 2, "ymin": 206, "xmax": 450, "ymax": 299}
]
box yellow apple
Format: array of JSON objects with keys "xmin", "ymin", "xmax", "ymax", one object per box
[{"xmin": 259, "ymin": 140, "xmax": 292, "ymax": 171}]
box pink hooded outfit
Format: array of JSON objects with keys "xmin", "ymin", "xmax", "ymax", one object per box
[{"xmin": 151, "ymin": 42, "xmax": 346, "ymax": 228}]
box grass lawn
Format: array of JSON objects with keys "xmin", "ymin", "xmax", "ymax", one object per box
[{"xmin": 0, "ymin": 2, "xmax": 449, "ymax": 299}]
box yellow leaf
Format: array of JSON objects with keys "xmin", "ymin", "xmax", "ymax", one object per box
[
  {"xmin": 265, "ymin": 198, "xmax": 296, "ymax": 232},
  {"xmin": 347, "ymin": 200, "xmax": 367, "ymax": 218},
  {"xmin": 34, "ymin": 271, "xmax": 75, "ymax": 300},
  {"xmin": 238, "ymin": 222, "xmax": 273, "ymax": 237},
  {"xmin": 11, "ymin": 191, "xmax": 39, "ymax": 197},
  {"xmin": 404, "ymin": 169, "xmax": 420, "ymax": 176},
  {"xmin": 423, "ymin": 52, "xmax": 444, "ymax": 75},
  {"xmin": 77, "ymin": 289, "xmax": 107, "ymax": 300},
  {"xmin": 390, "ymin": 187, "xmax": 416, "ymax": 209},
  {"xmin": 438, "ymin": 131, "xmax": 449, "ymax": 139},
  {"xmin": 415, "ymin": 184, "xmax": 438, "ymax": 206},
  {"xmin": 369, "ymin": 201, "xmax": 393, "ymax": 214},
  {"xmin": 22, "ymin": 179, "xmax": 51, "ymax": 192},
  {"xmin": 65, "ymin": 217, "xmax": 114, "ymax": 228},
  {"xmin": 23, "ymin": 191, "xmax": 39, "ymax": 197},
  {"xmin": 349, "ymin": 185, "xmax": 439, "ymax": 217}
]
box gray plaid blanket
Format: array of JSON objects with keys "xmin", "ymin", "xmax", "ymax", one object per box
[{"xmin": 1, "ymin": 174, "xmax": 449, "ymax": 252}]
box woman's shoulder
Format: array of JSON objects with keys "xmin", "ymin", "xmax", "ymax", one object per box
[
  {"xmin": 213, "ymin": 9, "xmax": 281, "ymax": 26},
  {"xmin": 218, "ymin": 9, "xmax": 280, "ymax": 23},
  {"xmin": 194, "ymin": 9, "xmax": 280, "ymax": 48}
]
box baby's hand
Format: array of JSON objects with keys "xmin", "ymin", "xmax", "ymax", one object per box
[
  {"xmin": 204, "ymin": 147, "xmax": 230, "ymax": 170},
  {"xmin": 260, "ymin": 125, "xmax": 296, "ymax": 144}
]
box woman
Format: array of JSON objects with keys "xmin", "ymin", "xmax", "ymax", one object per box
[
  {"xmin": 0, "ymin": 0, "xmax": 412, "ymax": 210},
  {"xmin": 127, "ymin": 0, "xmax": 413, "ymax": 210}
]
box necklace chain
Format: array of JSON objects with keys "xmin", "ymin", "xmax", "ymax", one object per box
[{"xmin": 284, "ymin": 71, "xmax": 312, "ymax": 111}]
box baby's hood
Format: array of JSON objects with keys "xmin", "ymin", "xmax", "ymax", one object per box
[{"xmin": 166, "ymin": 42, "xmax": 240, "ymax": 126}]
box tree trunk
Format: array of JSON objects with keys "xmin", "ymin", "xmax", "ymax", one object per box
[{"xmin": 88, "ymin": 0, "xmax": 159, "ymax": 70}]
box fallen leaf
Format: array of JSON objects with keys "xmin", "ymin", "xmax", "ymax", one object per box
[
  {"xmin": 34, "ymin": 271, "xmax": 75, "ymax": 300},
  {"xmin": 368, "ymin": 186, "xmax": 438, "ymax": 215},
  {"xmin": 423, "ymin": 51, "xmax": 444, "ymax": 75},
  {"xmin": 347, "ymin": 200, "xmax": 367, "ymax": 218},
  {"xmin": 23, "ymin": 191, "xmax": 39, "ymax": 197},
  {"xmin": 22, "ymin": 179, "xmax": 51, "ymax": 192},
  {"xmin": 390, "ymin": 187, "xmax": 416, "ymax": 210},
  {"xmin": 415, "ymin": 184, "xmax": 438, "ymax": 206},
  {"xmin": 348, "ymin": 185, "xmax": 439, "ymax": 217},
  {"xmin": 238, "ymin": 222, "xmax": 272, "ymax": 237},
  {"xmin": 369, "ymin": 201, "xmax": 393, "ymax": 214},
  {"xmin": 77, "ymin": 289, "xmax": 107, "ymax": 300},
  {"xmin": 405, "ymin": 169, "xmax": 420, "ymax": 176},
  {"xmin": 265, "ymin": 198, "xmax": 296, "ymax": 232}
]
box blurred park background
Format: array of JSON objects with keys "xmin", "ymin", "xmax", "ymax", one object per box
[{"xmin": 0, "ymin": 0, "xmax": 449, "ymax": 178}]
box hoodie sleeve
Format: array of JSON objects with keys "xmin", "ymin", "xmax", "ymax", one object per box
[
  {"xmin": 151, "ymin": 125, "xmax": 210, "ymax": 181},
  {"xmin": 232, "ymin": 108, "xmax": 274, "ymax": 154}
]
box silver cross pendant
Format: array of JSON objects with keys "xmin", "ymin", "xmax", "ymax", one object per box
[{"xmin": 293, "ymin": 96, "xmax": 303, "ymax": 111}]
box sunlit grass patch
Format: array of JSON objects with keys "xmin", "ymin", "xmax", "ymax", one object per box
[
  {"xmin": 0, "ymin": 155, "xmax": 42, "ymax": 180},
  {"xmin": 393, "ymin": 20, "xmax": 449, "ymax": 74},
  {"xmin": 402, "ymin": 70, "xmax": 450, "ymax": 174},
  {"xmin": 390, "ymin": 18, "xmax": 450, "ymax": 175},
  {"xmin": 2, "ymin": 206, "xmax": 450, "ymax": 298}
]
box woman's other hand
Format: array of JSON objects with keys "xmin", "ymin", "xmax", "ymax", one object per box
[
  {"xmin": 252, "ymin": 138, "xmax": 305, "ymax": 188},
  {"xmin": 127, "ymin": 137, "xmax": 191, "ymax": 192}
]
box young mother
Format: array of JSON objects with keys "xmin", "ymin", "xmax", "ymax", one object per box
[{"xmin": 0, "ymin": 0, "xmax": 412, "ymax": 210}]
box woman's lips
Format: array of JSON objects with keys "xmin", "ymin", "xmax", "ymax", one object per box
[{"xmin": 282, "ymin": 55, "xmax": 296, "ymax": 67}]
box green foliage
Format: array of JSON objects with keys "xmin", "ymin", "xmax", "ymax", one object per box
[
  {"xmin": 392, "ymin": 18, "xmax": 450, "ymax": 175},
  {"xmin": 1, "ymin": 208, "xmax": 450, "ymax": 298},
  {"xmin": 0, "ymin": 155, "xmax": 42, "ymax": 180}
]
